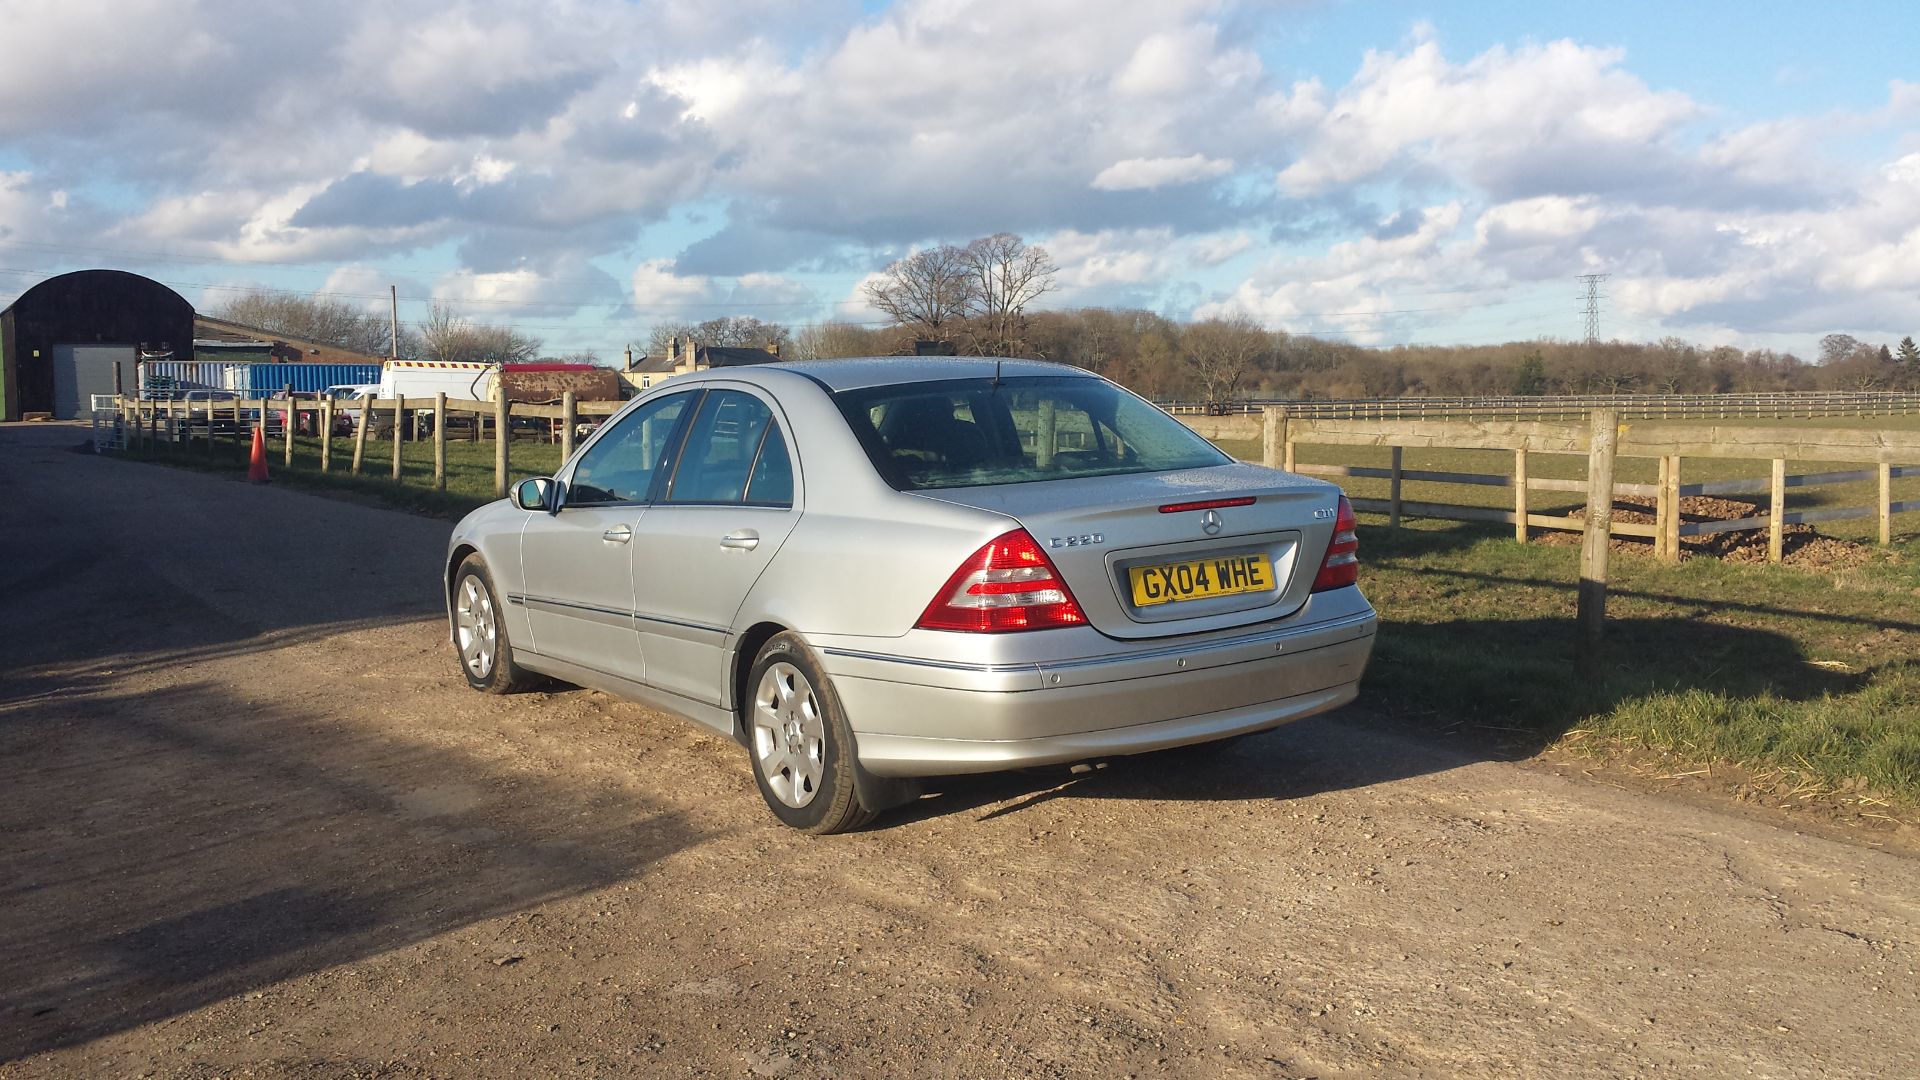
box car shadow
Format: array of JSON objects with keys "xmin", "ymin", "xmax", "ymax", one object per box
[{"xmin": 888, "ymin": 613, "xmax": 1857, "ymax": 827}]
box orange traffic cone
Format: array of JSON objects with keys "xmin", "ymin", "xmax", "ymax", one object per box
[{"xmin": 247, "ymin": 425, "xmax": 270, "ymax": 483}]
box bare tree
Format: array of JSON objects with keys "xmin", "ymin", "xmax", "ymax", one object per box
[
  {"xmin": 1183, "ymin": 315, "xmax": 1269, "ymax": 405},
  {"xmin": 691, "ymin": 315, "xmax": 790, "ymax": 349},
  {"xmin": 210, "ymin": 287, "xmax": 397, "ymax": 357},
  {"xmin": 790, "ymin": 321, "xmax": 899, "ymax": 360},
  {"xmin": 959, "ymin": 233, "xmax": 1057, "ymax": 357},
  {"xmin": 417, "ymin": 302, "xmax": 540, "ymax": 365},
  {"xmin": 863, "ymin": 245, "xmax": 975, "ymax": 340}
]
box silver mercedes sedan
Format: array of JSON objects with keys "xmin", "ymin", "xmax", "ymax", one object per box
[{"xmin": 445, "ymin": 358, "xmax": 1375, "ymax": 832}]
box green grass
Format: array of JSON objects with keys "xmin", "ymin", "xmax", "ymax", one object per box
[
  {"xmin": 122, "ymin": 431, "xmax": 559, "ymax": 518},
  {"xmin": 1356, "ymin": 517, "xmax": 1920, "ymax": 804}
]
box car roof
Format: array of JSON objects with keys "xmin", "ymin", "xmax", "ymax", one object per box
[{"xmin": 692, "ymin": 356, "xmax": 1099, "ymax": 393}]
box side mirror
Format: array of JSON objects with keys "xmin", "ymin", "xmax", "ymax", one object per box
[{"xmin": 514, "ymin": 477, "xmax": 557, "ymax": 512}]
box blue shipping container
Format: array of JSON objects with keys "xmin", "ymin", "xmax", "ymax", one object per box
[
  {"xmin": 231, "ymin": 363, "xmax": 383, "ymax": 394},
  {"xmin": 140, "ymin": 361, "xmax": 383, "ymax": 395}
]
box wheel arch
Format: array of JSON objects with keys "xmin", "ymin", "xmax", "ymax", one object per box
[
  {"xmin": 446, "ymin": 543, "xmax": 481, "ymax": 638},
  {"xmin": 729, "ymin": 620, "xmax": 789, "ymax": 745}
]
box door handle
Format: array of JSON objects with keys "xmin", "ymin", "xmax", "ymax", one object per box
[
  {"xmin": 719, "ymin": 530, "xmax": 760, "ymax": 551},
  {"xmin": 602, "ymin": 525, "xmax": 633, "ymax": 544}
]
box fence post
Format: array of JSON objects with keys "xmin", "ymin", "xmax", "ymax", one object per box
[
  {"xmin": 1261, "ymin": 405, "xmax": 1288, "ymax": 470},
  {"xmin": 391, "ymin": 398, "xmax": 404, "ymax": 481},
  {"xmin": 1654, "ymin": 456, "xmax": 1670, "ymax": 560},
  {"xmin": 1578, "ymin": 409, "xmax": 1619, "ymax": 646},
  {"xmin": 1514, "ymin": 449, "xmax": 1529, "ymax": 542},
  {"xmin": 319, "ymin": 401, "xmax": 333, "ymax": 472},
  {"xmin": 1769, "ymin": 457, "xmax": 1786, "ymax": 563},
  {"xmin": 282, "ymin": 384, "xmax": 295, "ymax": 467},
  {"xmin": 1662, "ymin": 455, "xmax": 1682, "ymax": 563},
  {"xmin": 1880, "ymin": 462, "xmax": 1894, "ymax": 545},
  {"xmin": 494, "ymin": 391, "xmax": 511, "ymax": 499},
  {"xmin": 562, "ymin": 390, "xmax": 578, "ymax": 466},
  {"xmin": 435, "ymin": 393, "xmax": 448, "ymax": 492},
  {"xmin": 352, "ymin": 399, "xmax": 370, "ymax": 475},
  {"xmin": 1388, "ymin": 446, "xmax": 1404, "ymax": 529}
]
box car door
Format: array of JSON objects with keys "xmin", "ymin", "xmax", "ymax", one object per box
[
  {"xmin": 629, "ymin": 387, "xmax": 802, "ymax": 707},
  {"xmin": 518, "ymin": 390, "xmax": 696, "ymax": 681}
]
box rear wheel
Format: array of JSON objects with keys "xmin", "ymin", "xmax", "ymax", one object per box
[
  {"xmin": 453, "ymin": 557, "xmax": 538, "ymax": 694},
  {"xmin": 747, "ymin": 633, "xmax": 876, "ymax": 834}
]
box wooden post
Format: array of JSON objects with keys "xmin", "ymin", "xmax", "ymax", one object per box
[
  {"xmin": 204, "ymin": 399, "xmax": 215, "ymax": 455},
  {"xmin": 434, "ymin": 393, "xmax": 448, "ymax": 492},
  {"xmin": 494, "ymin": 391, "xmax": 510, "ymax": 499},
  {"xmin": 1283, "ymin": 437, "xmax": 1296, "ymax": 473},
  {"xmin": 352, "ymin": 399, "xmax": 370, "ymax": 475},
  {"xmin": 1578, "ymin": 410, "xmax": 1619, "ymax": 645},
  {"xmin": 1653, "ymin": 456, "xmax": 1670, "ymax": 560},
  {"xmin": 231, "ymin": 398, "xmax": 243, "ymax": 456},
  {"xmin": 561, "ymin": 390, "xmax": 578, "ymax": 466},
  {"xmin": 1769, "ymin": 457, "xmax": 1786, "ymax": 563},
  {"xmin": 281, "ymin": 385, "xmax": 295, "ymax": 467},
  {"xmin": 1261, "ymin": 405, "xmax": 1288, "ymax": 470},
  {"xmin": 1662, "ymin": 455, "xmax": 1682, "ymax": 563},
  {"xmin": 1880, "ymin": 462, "xmax": 1894, "ymax": 545},
  {"xmin": 391, "ymin": 397, "xmax": 404, "ymax": 481},
  {"xmin": 1388, "ymin": 446, "xmax": 1404, "ymax": 529},
  {"xmin": 1514, "ymin": 449, "xmax": 1529, "ymax": 542},
  {"xmin": 319, "ymin": 402, "xmax": 333, "ymax": 472}
]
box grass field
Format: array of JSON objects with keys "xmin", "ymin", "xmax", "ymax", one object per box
[
  {"xmin": 125, "ymin": 422, "xmax": 1920, "ymax": 808},
  {"xmin": 1214, "ymin": 413, "xmax": 1920, "ymax": 544},
  {"xmin": 1355, "ymin": 517, "xmax": 1920, "ymax": 805}
]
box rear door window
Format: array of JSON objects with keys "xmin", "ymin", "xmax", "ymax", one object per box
[{"xmin": 664, "ymin": 390, "xmax": 793, "ymax": 508}]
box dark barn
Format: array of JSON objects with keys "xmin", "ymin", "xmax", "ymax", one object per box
[{"xmin": 1, "ymin": 270, "xmax": 194, "ymax": 421}]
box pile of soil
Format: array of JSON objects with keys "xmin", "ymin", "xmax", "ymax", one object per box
[{"xmin": 1550, "ymin": 495, "xmax": 1875, "ymax": 570}]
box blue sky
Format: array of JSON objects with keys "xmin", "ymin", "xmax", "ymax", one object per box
[{"xmin": 2, "ymin": 0, "xmax": 1916, "ymax": 360}]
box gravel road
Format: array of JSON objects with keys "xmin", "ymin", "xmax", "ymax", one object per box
[{"xmin": 3, "ymin": 423, "xmax": 1917, "ymax": 1079}]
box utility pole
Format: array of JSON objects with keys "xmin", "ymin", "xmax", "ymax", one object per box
[
  {"xmin": 1577, "ymin": 273, "xmax": 1609, "ymax": 345},
  {"xmin": 389, "ymin": 285, "xmax": 400, "ymax": 359}
]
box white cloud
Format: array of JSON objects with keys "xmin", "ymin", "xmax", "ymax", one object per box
[{"xmin": 1091, "ymin": 155, "xmax": 1234, "ymax": 192}]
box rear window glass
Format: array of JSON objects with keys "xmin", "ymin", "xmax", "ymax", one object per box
[{"xmin": 834, "ymin": 376, "xmax": 1230, "ymax": 491}]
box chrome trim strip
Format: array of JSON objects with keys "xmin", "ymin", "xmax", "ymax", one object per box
[
  {"xmin": 820, "ymin": 610, "xmax": 1375, "ymax": 676},
  {"xmin": 515, "ymin": 593, "xmax": 728, "ymax": 637},
  {"xmin": 521, "ymin": 594, "xmax": 634, "ymax": 629},
  {"xmin": 633, "ymin": 611, "xmax": 729, "ymax": 637}
]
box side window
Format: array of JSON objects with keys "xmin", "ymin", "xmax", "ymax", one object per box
[
  {"xmin": 745, "ymin": 425, "xmax": 794, "ymax": 507},
  {"xmin": 568, "ymin": 392, "xmax": 693, "ymax": 505},
  {"xmin": 665, "ymin": 391, "xmax": 777, "ymax": 505}
]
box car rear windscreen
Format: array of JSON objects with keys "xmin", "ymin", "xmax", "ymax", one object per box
[{"xmin": 834, "ymin": 376, "xmax": 1231, "ymax": 491}]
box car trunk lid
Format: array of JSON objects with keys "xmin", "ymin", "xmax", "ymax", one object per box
[{"xmin": 913, "ymin": 463, "xmax": 1347, "ymax": 639}]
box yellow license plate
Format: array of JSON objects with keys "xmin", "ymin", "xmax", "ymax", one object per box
[{"xmin": 1128, "ymin": 553, "xmax": 1274, "ymax": 607}]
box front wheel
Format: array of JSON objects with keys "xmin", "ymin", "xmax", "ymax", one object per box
[
  {"xmin": 453, "ymin": 557, "xmax": 538, "ymax": 694},
  {"xmin": 746, "ymin": 633, "xmax": 876, "ymax": 834}
]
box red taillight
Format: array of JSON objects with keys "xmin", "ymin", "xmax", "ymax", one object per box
[
  {"xmin": 916, "ymin": 529, "xmax": 1088, "ymax": 633},
  {"xmin": 1312, "ymin": 497, "xmax": 1359, "ymax": 592},
  {"xmin": 1158, "ymin": 496, "xmax": 1256, "ymax": 514}
]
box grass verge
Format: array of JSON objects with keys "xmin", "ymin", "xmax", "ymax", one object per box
[{"xmin": 1359, "ymin": 516, "xmax": 1920, "ymax": 805}]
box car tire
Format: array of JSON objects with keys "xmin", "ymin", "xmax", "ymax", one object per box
[
  {"xmin": 452, "ymin": 556, "xmax": 537, "ymax": 694},
  {"xmin": 745, "ymin": 632, "xmax": 877, "ymax": 834}
]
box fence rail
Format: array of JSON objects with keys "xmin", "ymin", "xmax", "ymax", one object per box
[
  {"xmin": 105, "ymin": 393, "xmax": 621, "ymax": 497},
  {"xmin": 1161, "ymin": 391, "xmax": 1920, "ymax": 421}
]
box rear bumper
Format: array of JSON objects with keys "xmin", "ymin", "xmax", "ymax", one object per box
[{"xmin": 821, "ymin": 609, "xmax": 1376, "ymax": 777}]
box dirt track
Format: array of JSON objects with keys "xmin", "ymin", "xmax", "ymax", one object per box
[{"xmin": 3, "ymin": 422, "xmax": 1918, "ymax": 1079}]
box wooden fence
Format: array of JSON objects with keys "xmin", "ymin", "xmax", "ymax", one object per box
[
  {"xmin": 113, "ymin": 394, "xmax": 621, "ymax": 497},
  {"xmin": 1163, "ymin": 391, "xmax": 1920, "ymax": 421}
]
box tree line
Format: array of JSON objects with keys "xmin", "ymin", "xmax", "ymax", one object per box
[{"xmin": 215, "ymin": 278, "xmax": 1920, "ymax": 403}]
